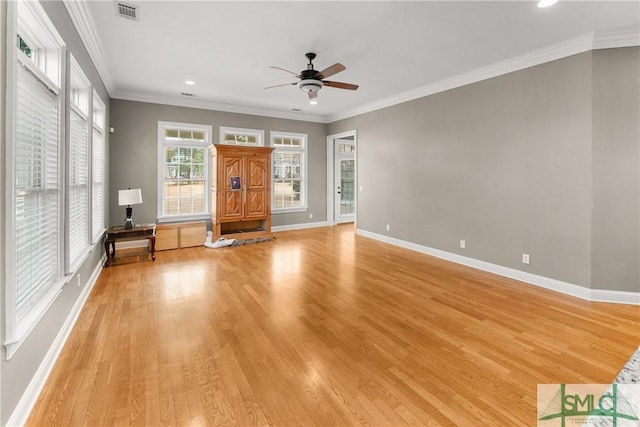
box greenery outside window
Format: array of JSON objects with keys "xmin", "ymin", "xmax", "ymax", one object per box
[
  {"xmin": 270, "ymin": 131, "xmax": 308, "ymax": 213},
  {"xmin": 157, "ymin": 122, "xmax": 212, "ymax": 222}
]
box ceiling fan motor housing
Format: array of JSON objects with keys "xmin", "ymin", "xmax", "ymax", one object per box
[{"xmin": 298, "ymin": 79, "xmax": 324, "ymax": 92}]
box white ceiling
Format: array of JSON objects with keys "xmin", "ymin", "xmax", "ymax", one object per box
[{"xmin": 79, "ymin": 1, "xmax": 640, "ymax": 122}]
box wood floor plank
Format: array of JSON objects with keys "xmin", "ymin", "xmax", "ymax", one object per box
[{"xmin": 26, "ymin": 224, "xmax": 640, "ymax": 426}]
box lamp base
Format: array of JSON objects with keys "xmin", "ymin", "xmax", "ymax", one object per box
[{"xmin": 124, "ymin": 206, "xmax": 133, "ymax": 230}]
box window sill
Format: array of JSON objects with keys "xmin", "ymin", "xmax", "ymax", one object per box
[
  {"xmin": 272, "ymin": 207, "xmax": 308, "ymax": 214},
  {"xmin": 92, "ymin": 228, "xmax": 106, "ymax": 245},
  {"xmin": 4, "ymin": 277, "xmax": 65, "ymax": 359},
  {"xmin": 157, "ymin": 213, "xmax": 210, "ymax": 223}
]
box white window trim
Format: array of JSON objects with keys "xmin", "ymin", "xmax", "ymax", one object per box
[
  {"xmin": 16, "ymin": 1, "xmax": 62, "ymax": 87},
  {"xmin": 219, "ymin": 126, "xmax": 264, "ymax": 146},
  {"xmin": 4, "ymin": 0, "xmax": 66, "ymax": 360},
  {"xmin": 157, "ymin": 121, "xmax": 212, "ymax": 223},
  {"xmin": 270, "ymin": 131, "xmax": 308, "ymax": 214}
]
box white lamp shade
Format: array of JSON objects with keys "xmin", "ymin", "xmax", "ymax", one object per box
[{"xmin": 118, "ymin": 188, "xmax": 143, "ymax": 206}]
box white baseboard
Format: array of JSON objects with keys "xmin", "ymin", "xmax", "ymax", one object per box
[
  {"xmin": 272, "ymin": 221, "xmax": 329, "ymax": 232},
  {"xmin": 6, "ymin": 255, "xmax": 106, "ymax": 427},
  {"xmin": 356, "ymin": 229, "xmax": 640, "ymax": 305},
  {"xmin": 591, "ymin": 289, "xmax": 640, "ymax": 305}
]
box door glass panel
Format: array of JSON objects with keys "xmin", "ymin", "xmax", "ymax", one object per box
[{"xmin": 340, "ymin": 159, "xmax": 355, "ymax": 216}]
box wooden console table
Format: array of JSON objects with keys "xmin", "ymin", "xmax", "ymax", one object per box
[{"xmin": 104, "ymin": 224, "xmax": 156, "ymax": 267}]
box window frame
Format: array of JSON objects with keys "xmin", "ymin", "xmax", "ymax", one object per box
[
  {"xmin": 219, "ymin": 126, "xmax": 264, "ymax": 147},
  {"xmin": 91, "ymin": 91, "xmax": 106, "ymax": 243},
  {"xmin": 4, "ymin": 0, "xmax": 66, "ymax": 359},
  {"xmin": 157, "ymin": 121, "xmax": 212, "ymax": 223},
  {"xmin": 66, "ymin": 54, "xmax": 92, "ymax": 273},
  {"xmin": 270, "ymin": 131, "xmax": 308, "ymax": 214}
]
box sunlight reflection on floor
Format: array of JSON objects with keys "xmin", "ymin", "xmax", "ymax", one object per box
[{"xmin": 161, "ymin": 266, "xmax": 206, "ymax": 300}]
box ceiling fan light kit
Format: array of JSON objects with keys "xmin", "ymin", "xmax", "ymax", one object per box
[
  {"xmin": 298, "ymin": 79, "xmax": 323, "ymax": 92},
  {"xmin": 267, "ymin": 52, "xmax": 358, "ymax": 99}
]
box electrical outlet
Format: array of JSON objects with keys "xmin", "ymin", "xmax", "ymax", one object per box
[
  {"xmin": 309, "ymin": 213, "xmax": 313, "ymax": 219},
  {"xmin": 522, "ymin": 254, "xmax": 530, "ymax": 265},
  {"xmin": 77, "ymin": 274, "xmax": 81, "ymax": 288},
  {"xmin": 359, "ymin": 185, "xmax": 363, "ymax": 192},
  {"xmin": 460, "ymin": 240, "xmax": 466, "ymax": 249},
  {"xmin": 386, "ymin": 224, "xmax": 390, "ymax": 231}
]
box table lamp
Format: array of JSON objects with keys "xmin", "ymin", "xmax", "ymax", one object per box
[{"xmin": 118, "ymin": 188, "xmax": 143, "ymax": 230}]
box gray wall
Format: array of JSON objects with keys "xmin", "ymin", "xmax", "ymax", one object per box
[
  {"xmin": 0, "ymin": 2, "xmax": 110, "ymax": 425},
  {"xmin": 329, "ymin": 48, "xmax": 640, "ymax": 292},
  {"xmin": 591, "ymin": 47, "xmax": 640, "ymax": 292},
  {"xmin": 109, "ymin": 100, "xmax": 328, "ymax": 228}
]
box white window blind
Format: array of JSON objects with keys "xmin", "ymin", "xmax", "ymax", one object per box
[
  {"xmin": 67, "ymin": 56, "xmax": 91, "ymax": 271},
  {"xmin": 91, "ymin": 128, "xmax": 105, "ymax": 241},
  {"xmin": 68, "ymin": 107, "xmax": 89, "ymax": 268},
  {"xmin": 91, "ymin": 93, "xmax": 105, "ymax": 242},
  {"xmin": 15, "ymin": 62, "xmax": 61, "ymax": 321}
]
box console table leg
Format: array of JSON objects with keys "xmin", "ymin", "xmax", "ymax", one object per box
[
  {"xmin": 150, "ymin": 236, "xmax": 156, "ymax": 260},
  {"xmin": 104, "ymin": 239, "xmax": 112, "ymax": 267}
]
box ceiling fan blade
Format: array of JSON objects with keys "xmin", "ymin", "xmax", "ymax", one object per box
[
  {"xmin": 323, "ymin": 81, "xmax": 359, "ymax": 90},
  {"xmin": 308, "ymin": 90, "xmax": 318, "ymax": 99},
  {"xmin": 270, "ymin": 66, "xmax": 300, "ymax": 77},
  {"xmin": 265, "ymin": 82, "xmax": 298, "ymax": 89},
  {"xmin": 318, "ymin": 63, "xmax": 346, "ymax": 79}
]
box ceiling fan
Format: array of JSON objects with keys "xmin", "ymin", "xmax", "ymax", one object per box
[{"xmin": 266, "ymin": 52, "xmax": 359, "ymax": 99}]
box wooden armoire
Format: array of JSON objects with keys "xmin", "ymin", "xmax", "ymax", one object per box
[{"xmin": 210, "ymin": 144, "xmax": 275, "ymax": 239}]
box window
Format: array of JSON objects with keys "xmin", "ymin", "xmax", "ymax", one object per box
[
  {"xmin": 5, "ymin": 0, "xmax": 65, "ymax": 358},
  {"xmin": 157, "ymin": 122, "xmax": 211, "ymax": 222},
  {"xmin": 271, "ymin": 131, "xmax": 308, "ymax": 212},
  {"xmin": 91, "ymin": 92, "xmax": 106, "ymax": 242},
  {"xmin": 220, "ymin": 126, "xmax": 264, "ymax": 146},
  {"xmin": 67, "ymin": 55, "xmax": 91, "ymax": 271},
  {"xmin": 17, "ymin": 35, "xmax": 33, "ymax": 58}
]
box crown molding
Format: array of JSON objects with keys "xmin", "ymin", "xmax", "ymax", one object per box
[
  {"xmin": 62, "ymin": 2, "xmax": 638, "ymax": 125},
  {"xmin": 592, "ymin": 25, "xmax": 640, "ymax": 49},
  {"xmin": 63, "ymin": 0, "xmax": 113, "ymax": 95},
  {"xmin": 328, "ymin": 26, "xmax": 640, "ymax": 123},
  {"xmin": 111, "ymin": 89, "xmax": 327, "ymax": 123}
]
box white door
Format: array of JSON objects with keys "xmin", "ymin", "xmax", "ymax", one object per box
[{"xmin": 334, "ymin": 140, "xmax": 355, "ymax": 223}]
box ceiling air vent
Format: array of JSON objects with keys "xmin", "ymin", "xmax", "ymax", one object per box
[{"xmin": 116, "ymin": 2, "xmax": 138, "ymax": 20}]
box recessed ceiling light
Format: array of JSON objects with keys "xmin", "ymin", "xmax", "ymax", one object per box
[
  {"xmin": 537, "ymin": 0, "xmax": 558, "ymax": 8},
  {"xmin": 185, "ymin": 80, "xmax": 195, "ymax": 85},
  {"xmin": 309, "ymin": 100, "xmax": 318, "ymax": 105}
]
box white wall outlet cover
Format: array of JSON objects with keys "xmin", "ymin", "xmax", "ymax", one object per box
[
  {"xmin": 522, "ymin": 254, "xmax": 530, "ymax": 264},
  {"xmin": 460, "ymin": 240, "xmax": 466, "ymax": 249}
]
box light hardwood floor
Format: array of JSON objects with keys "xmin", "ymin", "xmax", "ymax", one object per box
[{"xmin": 27, "ymin": 225, "xmax": 640, "ymax": 426}]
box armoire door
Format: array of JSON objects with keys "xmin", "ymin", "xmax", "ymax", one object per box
[
  {"xmin": 245, "ymin": 155, "xmax": 268, "ymax": 218},
  {"xmin": 220, "ymin": 155, "xmax": 244, "ymax": 219}
]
